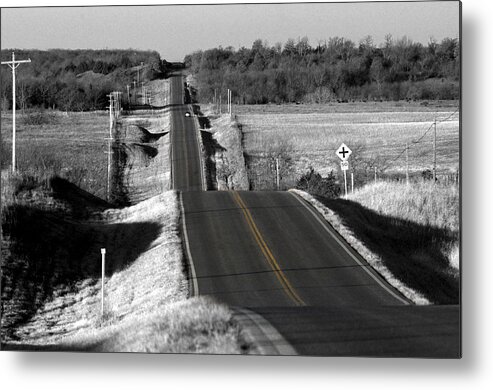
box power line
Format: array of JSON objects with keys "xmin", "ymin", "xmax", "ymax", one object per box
[
  {"xmin": 411, "ymin": 122, "xmax": 435, "ymax": 145},
  {"xmin": 381, "ymin": 105, "xmax": 459, "ymax": 171},
  {"xmin": 436, "ymin": 106, "xmax": 459, "ymax": 123}
]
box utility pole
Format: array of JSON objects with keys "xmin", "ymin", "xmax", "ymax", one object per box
[
  {"xmin": 433, "ymin": 117, "xmax": 437, "ymax": 183},
  {"xmin": 374, "ymin": 166, "xmax": 377, "ymax": 185},
  {"xmin": 275, "ymin": 156, "xmax": 280, "ymax": 190},
  {"xmin": 137, "ymin": 62, "xmax": 144, "ymax": 84},
  {"xmin": 406, "ymin": 142, "xmax": 409, "ymax": 185},
  {"xmin": 214, "ymin": 89, "xmax": 217, "ymax": 114},
  {"xmin": 126, "ymin": 85, "xmax": 130, "ymax": 105},
  {"xmin": 1, "ymin": 52, "xmax": 31, "ymax": 172},
  {"xmin": 141, "ymin": 82, "xmax": 145, "ymax": 105},
  {"xmin": 108, "ymin": 93, "xmax": 114, "ymax": 128},
  {"xmin": 107, "ymin": 94, "xmax": 114, "ymax": 201},
  {"xmin": 228, "ymin": 89, "xmax": 232, "ymax": 116},
  {"xmin": 351, "ymin": 171, "xmax": 354, "ymax": 193}
]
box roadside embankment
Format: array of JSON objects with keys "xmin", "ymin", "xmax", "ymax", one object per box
[
  {"xmin": 111, "ymin": 113, "xmax": 171, "ymax": 205},
  {"xmin": 349, "ymin": 181, "xmax": 459, "ymax": 271},
  {"xmin": 291, "ymin": 182, "xmax": 459, "ymax": 305},
  {"xmin": 3, "ymin": 188, "xmax": 248, "ymax": 353},
  {"xmin": 199, "ymin": 109, "xmax": 249, "ymax": 191}
]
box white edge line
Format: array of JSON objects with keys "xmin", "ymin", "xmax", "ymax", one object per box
[
  {"xmin": 179, "ymin": 192, "xmax": 199, "ymax": 296},
  {"xmin": 233, "ymin": 307, "xmax": 298, "ymax": 356},
  {"xmin": 289, "ymin": 192, "xmax": 410, "ymax": 305},
  {"xmin": 170, "ymin": 112, "xmax": 175, "ymax": 191}
]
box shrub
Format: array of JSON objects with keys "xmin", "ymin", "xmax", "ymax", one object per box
[
  {"xmin": 1, "ymin": 138, "xmax": 11, "ymax": 169},
  {"xmin": 296, "ymin": 168, "xmax": 341, "ymax": 198},
  {"xmin": 15, "ymin": 141, "xmax": 63, "ymax": 188},
  {"xmin": 20, "ymin": 111, "xmax": 59, "ymax": 126}
]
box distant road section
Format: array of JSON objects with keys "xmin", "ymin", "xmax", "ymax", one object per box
[{"xmin": 169, "ymin": 75, "xmax": 203, "ymax": 191}]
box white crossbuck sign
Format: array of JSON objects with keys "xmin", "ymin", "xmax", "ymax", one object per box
[{"xmin": 336, "ymin": 143, "xmax": 352, "ymax": 161}]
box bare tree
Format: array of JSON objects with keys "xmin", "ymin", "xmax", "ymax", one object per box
[{"xmin": 17, "ymin": 81, "xmax": 29, "ymax": 114}]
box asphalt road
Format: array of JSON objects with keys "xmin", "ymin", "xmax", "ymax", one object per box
[
  {"xmin": 169, "ymin": 74, "xmax": 460, "ymax": 357},
  {"xmin": 169, "ymin": 75, "xmax": 204, "ymax": 191}
]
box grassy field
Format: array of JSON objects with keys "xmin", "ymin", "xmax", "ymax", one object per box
[
  {"xmin": 1, "ymin": 78, "xmax": 170, "ymax": 199},
  {"xmin": 1, "ymin": 111, "xmax": 109, "ymax": 198},
  {"xmin": 234, "ymin": 101, "xmax": 459, "ymax": 187}
]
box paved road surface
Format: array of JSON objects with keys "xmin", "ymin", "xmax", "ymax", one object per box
[
  {"xmin": 169, "ymin": 75, "xmax": 204, "ymax": 191},
  {"xmin": 168, "ymin": 74, "xmax": 460, "ymax": 357}
]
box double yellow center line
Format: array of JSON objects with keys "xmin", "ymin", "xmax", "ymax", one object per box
[{"xmin": 231, "ymin": 191, "xmax": 305, "ymax": 306}]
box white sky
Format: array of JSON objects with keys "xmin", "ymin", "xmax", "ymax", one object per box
[{"xmin": 1, "ymin": 1, "xmax": 460, "ymax": 61}]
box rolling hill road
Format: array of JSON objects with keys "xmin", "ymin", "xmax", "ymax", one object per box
[{"xmin": 169, "ymin": 74, "xmax": 460, "ymax": 357}]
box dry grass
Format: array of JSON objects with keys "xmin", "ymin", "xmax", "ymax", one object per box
[
  {"xmin": 60, "ymin": 297, "xmax": 247, "ymax": 354},
  {"xmin": 235, "ymin": 102, "xmax": 459, "ymax": 180},
  {"xmin": 146, "ymin": 78, "xmax": 170, "ymax": 106},
  {"xmin": 348, "ymin": 181, "xmax": 459, "ymax": 270},
  {"xmin": 349, "ymin": 181, "xmax": 459, "ymax": 232},
  {"xmin": 1, "ymin": 111, "xmax": 109, "ymax": 198}
]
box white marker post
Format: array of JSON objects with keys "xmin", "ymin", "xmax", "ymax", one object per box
[
  {"xmin": 275, "ymin": 156, "xmax": 280, "ymax": 191},
  {"xmin": 340, "ymin": 161, "xmax": 349, "ymax": 199},
  {"xmin": 336, "ymin": 143, "xmax": 352, "ymax": 200},
  {"xmin": 100, "ymin": 248, "xmax": 106, "ymax": 317}
]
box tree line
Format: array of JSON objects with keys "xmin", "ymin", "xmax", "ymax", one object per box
[
  {"xmin": 184, "ymin": 35, "xmax": 460, "ymax": 104},
  {"xmin": 1, "ymin": 49, "xmax": 166, "ymax": 111}
]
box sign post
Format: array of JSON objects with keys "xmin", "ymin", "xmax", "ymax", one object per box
[{"xmin": 336, "ymin": 144, "xmax": 352, "ymax": 200}]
